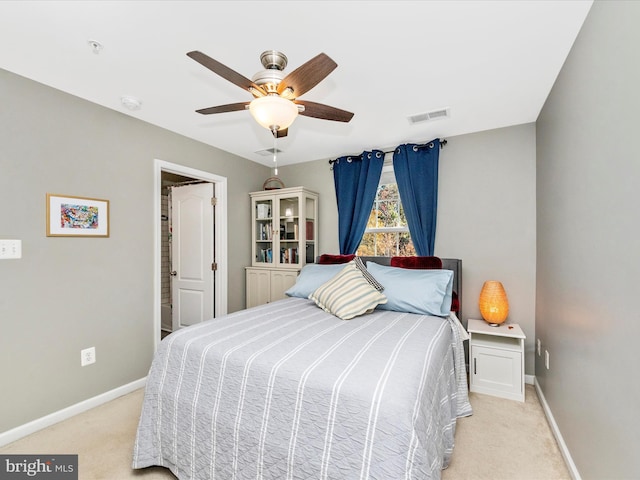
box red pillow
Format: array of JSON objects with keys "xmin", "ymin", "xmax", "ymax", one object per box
[
  {"xmin": 451, "ymin": 292, "xmax": 460, "ymax": 314},
  {"xmin": 318, "ymin": 254, "xmax": 356, "ymax": 265},
  {"xmin": 390, "ymin": 256, "xmax": 442, "ymax": 269}
]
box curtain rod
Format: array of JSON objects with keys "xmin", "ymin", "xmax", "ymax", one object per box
[{"xmin": 328, "ymin": 138, "xmax": 447, "ymax": 165}]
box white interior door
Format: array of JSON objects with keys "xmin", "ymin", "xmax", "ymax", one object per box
[{"xmin": 171, "ymin": 182, "xmax": 215, "ymax": 330}]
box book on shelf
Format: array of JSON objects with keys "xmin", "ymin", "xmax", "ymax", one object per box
[
  {"xmin": 259, "ymin": 223, "xmax": 273, "ymax": 240},
  {"xmin": 306, "ymin": 220, "xmax": 314, "ymax": 240},
  {"xmin": 257, "ymin": 204, "xmax": 271, "ymax": 219},
  {"xmin": 258, "ymin": 247, "xmax": 273, "ymax": 263},
  {"xmin": 280, "ymin": 247, "xmax": 298, "ymax": 264}
]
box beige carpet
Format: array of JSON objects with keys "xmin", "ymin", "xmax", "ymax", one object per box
[
  {"xmin": 443, "ymin": 385, "xmax": 570, "ymax": 480},
  {"xmin": 1, "ymin": 384, "xmax": 569, "ymax": 479}
]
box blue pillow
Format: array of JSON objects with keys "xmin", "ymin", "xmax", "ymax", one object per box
[
  {"xmin": 365, "ymin": 262, "xmax": 454, "ymax": 316},
  {"xmin": 285, "ymin": 263, "xmax": 348, "ymax": 298}
]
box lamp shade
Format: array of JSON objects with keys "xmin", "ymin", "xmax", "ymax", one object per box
[
  {"xmin": 249, "ymin": 95, "xmax": 298, "ymax": 132},
  {"xmin": 478, "ymin": 281, "xmax": 509, "ymax": 325}
]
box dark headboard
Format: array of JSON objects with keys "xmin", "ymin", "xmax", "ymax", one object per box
[{"xmin": 353, "ymin": 256, "xmax": 463, "ymax": 318}]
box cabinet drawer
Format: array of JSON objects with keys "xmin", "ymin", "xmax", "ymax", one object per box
[
  {"xmin": 246, "ymin": 268, "xmax": 299, "ymax": 308},
  {"xmin": 246, "ymin": 269, "xmax": 271, "ymax": 308},
  {"xmin": 471, "ymin": 345, "xmax": 522, "ymax": 399},
  {"xmin": 270, "ymin": 270, "xmax": 298, "ymax": 301}
]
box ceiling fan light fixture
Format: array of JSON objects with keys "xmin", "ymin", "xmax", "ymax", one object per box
[
  {"xmin": 281, "ymin": 86, "xmax": 295, "ymax": 99},
  {"xmin": 248, "ymin": 86, "xmax": 265, "ymax": 98},
  {"xmin": 249, "ymin": 95, "xmax": 298, "ymax": 132}
]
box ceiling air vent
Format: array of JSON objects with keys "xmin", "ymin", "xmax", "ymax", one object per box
[
  {"xmin": 408, "ymin": 107, "xmax": 450, "ymax": 125},
  {"xmin": 255, "ymin": 148, "xmax": 283, "ymax": 156}
]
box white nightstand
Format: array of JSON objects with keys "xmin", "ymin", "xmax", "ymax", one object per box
[{"xmin": 467, "ymin": 318, "xmax": 526, "ymax": 402}]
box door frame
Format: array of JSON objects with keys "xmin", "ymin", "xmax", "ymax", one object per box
[{"xmin": 153, "ymin": 159, "xmax": 228, "ymax": 351}]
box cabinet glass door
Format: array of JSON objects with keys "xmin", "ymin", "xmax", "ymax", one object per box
[
  {"xmin": 278, "ymin": 195, "xmax": 300, "ymax": 266},
  {"xmin": 250, "ymin": 187, "xmax": 318, "ymax": 268},
  {"xmin": 254, "ymin": 197, "xmax": 274, "ymax": 265},
  {"xmin": 305, "ymin": 195, "xmax": 317, "ymax": 263}
]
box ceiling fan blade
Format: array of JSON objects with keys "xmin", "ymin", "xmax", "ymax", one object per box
[
  {"xmin": 195, "ymin": 102, "xmax": 250, "ymax": 115},
  {"xmin": 296, "ymin": 101, "xmax": 354, "ymax": 123},
  {"xmin": 277, "ymin": 53, "xmax": 337, "ymax": 98},
  {"xmin": 187, "ymin": 51, "xmax": 266, "ymax": 96}
]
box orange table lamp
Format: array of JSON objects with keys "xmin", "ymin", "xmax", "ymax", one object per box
[{"xmin": 479, "ymin": 280, "xmax": 509, "ymax": 326}]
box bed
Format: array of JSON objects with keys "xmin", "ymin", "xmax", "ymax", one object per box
[{"xmin": 133, "ymin": 256, "xmax": 471, "ymax": 480}]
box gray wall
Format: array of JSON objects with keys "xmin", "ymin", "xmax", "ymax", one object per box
[
  {"xmin": 0, "ymin": 69, "xmax": 269, "ymax": 433},
  {"xmin": 282, "ymin": 123, "xmax": 538, "ymax": 374},
  {"xmin": 536, "ymin": 1, "xmax": 640, "ymax": 477},
  {"xmin": 279, "ymin": 160, "xmax": 339, "ymax": 257}
]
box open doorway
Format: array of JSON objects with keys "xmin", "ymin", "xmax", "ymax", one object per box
[
  {"xmin": 161, "ymin": 175, "xmax": 215, "ymax": 338},
  {"xmin": 154, "ymin": 160, "xmax": 228, "ymax": 349}
]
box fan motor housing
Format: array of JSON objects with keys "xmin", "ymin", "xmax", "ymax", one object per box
[
  {"xmin": 252, "ymin": 50, "xmax": 288, "ymax": 91},
  {"xmin": 252, "ymin": 69, "xmax": 285, "ymax": 88}
]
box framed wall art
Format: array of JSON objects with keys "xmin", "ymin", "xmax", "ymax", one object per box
[{"xmin": 46, "ymin": 193, "xmax": 110, "ymax": 237}]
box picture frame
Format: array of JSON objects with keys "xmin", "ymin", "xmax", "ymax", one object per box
[{"xmin": 46, "ymin": 193, "xmax": 110, "ymax": 237}]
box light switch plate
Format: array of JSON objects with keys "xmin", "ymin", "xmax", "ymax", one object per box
[{"xmin": 0, "ymin": 239, "xmax": 22, "ymax": 259}]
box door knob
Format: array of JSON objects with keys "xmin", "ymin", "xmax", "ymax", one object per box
[{"xmin": 170, "ymin": 271, "xmax": 177, "ymax": 276}]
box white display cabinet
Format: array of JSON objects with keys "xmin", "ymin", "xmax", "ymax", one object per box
[{"xmin": 246, "ymin": 186, "xmax": 318, "ymax": 308}]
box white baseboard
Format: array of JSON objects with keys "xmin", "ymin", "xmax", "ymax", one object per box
[
  {"xmin": 0, "ymin": 377, "xmax": 146, "ymax": 448},
  {"xmin": 534, "ymin": 377, "xmax": 582, "ymax": 480},
  {"xmin": 525, "ymin": 374, "xmax": 535, "ymax": 385}
]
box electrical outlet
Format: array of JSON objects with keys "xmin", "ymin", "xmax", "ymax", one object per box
[
  {"xmin": 537, "ymin": 339, "xmax": 541, "ymax": 356},
  {"xmin": 545, "ymin": 350, "xmax": 550, "ymax": 370},
  {"xmin": 81, "ymin": 347, "xmax": 96, "ymax": 366}
]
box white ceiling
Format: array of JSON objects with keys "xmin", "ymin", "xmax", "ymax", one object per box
[{"xmin": 0, "ymin": 1, "xmax": 592, "ymax": 167}]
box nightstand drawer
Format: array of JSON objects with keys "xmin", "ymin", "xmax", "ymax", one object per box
[{"xmin": 471, "ymin": 345, "xmax": 522, "ymax": 397}]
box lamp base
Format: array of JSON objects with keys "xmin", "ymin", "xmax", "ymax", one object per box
[{"xmin": 488, "ymin": 323, "xmax": 500, "ymax": 327}]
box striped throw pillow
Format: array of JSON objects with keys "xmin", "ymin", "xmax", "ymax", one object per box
[
  {"xmin": 309, "ymin": 261, "xmax": 387, "ymax": 320},
  {"xmin": 354, "ymin": 256, "xmax": 384, "ymax": 291}
]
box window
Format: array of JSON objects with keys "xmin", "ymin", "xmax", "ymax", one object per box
[{"xmin": 356, "ymin": 164, "xmax": 415, "ymax": 257}]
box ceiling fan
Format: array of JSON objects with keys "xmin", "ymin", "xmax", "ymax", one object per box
[{"xmin": 187, "ymin": 50, "xmax": 354, "ymax": 138}]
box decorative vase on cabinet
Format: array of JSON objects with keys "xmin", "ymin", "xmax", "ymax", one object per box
[{"xmin": 246, "ymin": 186, "xmax": 318, "ymax": 308}]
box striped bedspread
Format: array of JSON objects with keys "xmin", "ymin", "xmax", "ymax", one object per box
[{"xmin": 133, "ymin": 297, "xmax": 472, "ymax": 480}]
